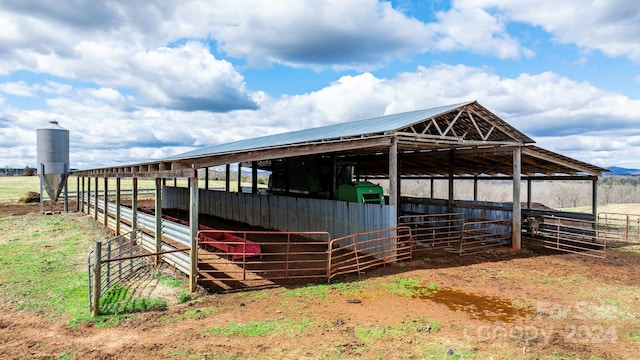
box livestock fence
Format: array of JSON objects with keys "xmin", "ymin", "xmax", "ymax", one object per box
[
  {"xmin": 88, "ymin": 229, "xmax": 145, "ymax": 316},
  {"xmin": 597, "ymin": 212, "xmax": 640, "ymax": 244},
  {"xmin": 522, "ymin": 214, "xmax": 607, "ymax": 258}
]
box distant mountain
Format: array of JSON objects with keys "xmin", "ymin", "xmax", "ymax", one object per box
[{"xmin": 606, "ymin": 166, "xmax": 640, "ymax": 176}]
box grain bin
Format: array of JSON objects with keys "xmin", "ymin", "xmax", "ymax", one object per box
[{"xmin": 37, "ymin": 120, "xmax": 69, "ymax": 210}]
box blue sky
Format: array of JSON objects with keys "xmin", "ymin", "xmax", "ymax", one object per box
[{"xmin": 1, "ymin": 0, "xmax": 640, "ymax": 170}]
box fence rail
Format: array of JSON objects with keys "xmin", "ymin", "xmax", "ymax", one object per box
[
  {"xmin": 459, "ymin": 219, "xmax": 512, "ymax": 255},
  {"xmin": 328, "ymin": 227, "xmax": 412, "ymax": 281},
  {"xmin": 399, "ymin": 213, "xmax": 464, "ymax": 250},
  {"xmin": 197, "ymin": 230, "xmax": 331, "ymax": 288},
  {"xmin": 88, "ymin": 229, "xmax": 145, "ymax": 316},
  {"xmin": 524, "ymin": 215, "xmax": 606, "ymax": 258},
  {"xmin": 597, "ymin": 212, "xmax": 640, "ymax": 243}
]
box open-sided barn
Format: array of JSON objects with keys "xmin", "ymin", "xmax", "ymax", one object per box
[{"xmin": 74, "ymin": 101, "xmax": 607, "ymax": 296}]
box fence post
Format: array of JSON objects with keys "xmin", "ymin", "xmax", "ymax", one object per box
[
  {"xmin": 91, "ymin": 242, "xmax": 102, "ymax": 317},
  {"xmin": 327, "ymin": 238, "xmax": 333, "ymax": 284}
]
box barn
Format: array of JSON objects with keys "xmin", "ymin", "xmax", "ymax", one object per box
[{"xmin": 73, "ymin": 101, "xmax": 607, "ymax": 297}]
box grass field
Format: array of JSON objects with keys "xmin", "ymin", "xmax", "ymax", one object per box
[
  {"xmin": 562, "ymin": 204, "xmax": 640, "ymax": 215},
  {"xmin": 0, "ymin": 176, "xmax": 258, "ymax": 203}
]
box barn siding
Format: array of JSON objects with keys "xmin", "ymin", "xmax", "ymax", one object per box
[
  {"xmin": 163, "ymin": 186, "xmax": 394, "ymax": 239},
  {"xmin": 400, "ymin": 197, "xmax": 513, "ymax": 220}
]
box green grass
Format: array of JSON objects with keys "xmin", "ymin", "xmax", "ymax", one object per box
[
  {"xmin": 153, "ymin": 271, "xmax": 185, "ymax": 288},
  {"xmin": 354, "ymin": 320, "xmax": 438, "ymax": 342},
  {"xmin": 205, "ymin": 318, "xmax": 317, "ymax": 337},
  {"xmin": 0, "ymin": 214, "xmax": 97, "ymax": 319},
  {"xmin": 281, "ymin": 283, "xmax": 333, "ymax": 300},
  {"xmin": 629, "ymin": 329, "xmax": 640, "ymax": 345},
  {"xmin": 0, "ymin": 212, "xmax": 170, "ymax": 328},
  {"xmin": 0, "ymin": 176, "xmax": 40, "ymax": 202}
]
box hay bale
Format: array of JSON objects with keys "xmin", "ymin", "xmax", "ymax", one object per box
[{"xmin": 18, "ymin": 191, "xmax": 40, "ymax": 203}]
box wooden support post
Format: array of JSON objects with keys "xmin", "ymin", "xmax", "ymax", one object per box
[
  {"xmin": 527, "ymin": 178, "xmax": 532, "ymax": 209},
  {"xmin": 252, "ymin": 161, "xmax": 258, "ymax": 194},
  {"xmin": 205, "ymin": 167, "xmax": 209, "ymax": 190},
  {"xmin": 63, "ymin": 176, "xmax": 68, "ymax": 213},
  {"xmin": 512, "ymin": 146, "xmax": 522, "ymax": 250},
  {"xmin": 94, "ymin": 177, "xmax": 99, "ymax": 221},
  {"xmin": 237, "ymin": 163, "xmax": 242, "ymax": 193},
  {"xmin": 388, "ymin": 138, "xmax": 398, "ymax": 207},
  {"xmin": 430, "ymin": 178, "xmax": 434, "ymax": 199},
  {"xmin": 91, "ymin": 242, "xmax": 102, "ymax": 317},
  {"xmin": 592, "ymin": 177, "xmax": 598, "ymax": 217},
  {"xmin": 330, "ymin": 155, "xmax": 337, "ymax": 199},
  {"xmin": 80, "ymin": 177, "xmax": 85, "ymax": 213},
  {"xmin": 115, "ymin": 177, "xmax": 121, "ymax": 235},
  {"xmin": 86, "ymin": 176, "xmax": 90, "ymax": 215},
  {"xmin": 388, "ymin": 137, "xmax": 399, "ymax": 227},
  {"xmin": 396, "ymin": 153, "xmax": 402, "ymax": 215},
  {"xmin": 103, "ymin": 177, "xmax": 108, "ymax": 227},
  {"xmin": 131, "ymin": 177, "xmax": 138, "ymax": 231},
  {"xmin": 448, "ymin": 150, "xmax": 454, "ymax": 213},
  {"xmin": 155, "ymin": 177, "xmax": 162, "ymax": 265},
  {"xmin": 225, "ymin": 164, "xmax": 230, "ymax": 192},
  {"xmin": 76, "ymin": 177, "xmax": 80, "ymax": 212},
  {"xmin": 189, "ymin": 168, "xmax": 199, "ymax": 292},
  {"xmin": 284, "ymin": 159, "xmax": 290, "ymax": 194},
  {"xmin": 473, "ymin": 176, "xmax": 478, "ymax": 202}
]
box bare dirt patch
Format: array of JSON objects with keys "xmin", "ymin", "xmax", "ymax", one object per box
[{"xmin": 1, "ymin": 205, "xmax": 639, "ymax": 359}]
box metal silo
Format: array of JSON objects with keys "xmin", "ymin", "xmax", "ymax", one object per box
[{"xmin": 37, "ymin": 120, "xmax": 69, "ymax": 212}]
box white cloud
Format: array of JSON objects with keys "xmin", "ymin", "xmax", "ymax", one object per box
[
  {"xmin": 206, "ymin": 0, "xmax": 432, "ymax": 69},
  {"xmin": 5, "ymin": 63, "xmax": 640, "ymax": 169},
  {"xmin": 427, "ymin": 5, "xmax": 534, "ymax": 59},
  {"xmin": 0, "ymin": 81, "xmax": 35, "ymax": 97},
  {"xmin": 454, "ymin": 0, "xmax": 640, "ymax": 61}
]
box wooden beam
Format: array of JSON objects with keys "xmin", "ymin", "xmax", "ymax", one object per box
[
  {"xmin": 115, "ymin": 177, "xmax": 121, "ymax": 236},
  {"xmin": 225, "ymin": 164, "xmax": 230, "ymax": 192},
  {"xmin": 442, "ymin": 108, "xmax": 464, "ymax": 137},
  {"xmin": 388, "ymin": 137, "xmax": 398, "ymax": 207},
  {"xmin": 189, "ymin": 168, "xmax": 199, "ymax": 292},
  {"xmin": 592, "ymin": 177, "xmax": 598, "ymax": 217},
  {"xmin": 522, "ymin": 147, "xmax": 598, "ymax": 175},
  {"xmin": 388, "ymin": 137, "xmax": 399, "ymax": 228},
  {"xmin": 251, "ymin": 161, "xmax": 258, "ymax": 194},
  {"xmin": 473, "ymin": 176, "xmax": 478, "ymax": 201},
  {"xmin": 154, "ymin": 177, "xmax": 162, "ymax": 265},
  {"xmin": 94, "ymin": 177, "xmax": 98, "ymax": 221},
  {"xmin": 527, "ymin": 178, "xmax": 532, "ymax": 210},
  {"xmin": 131, "ymin": 177, "xmax": 138, "ymax": 232},
  {"xmin": 103, "ymin": 177, "xmax": 108, "ymax": 227},
  {"xmin": 512, "ymin": 146, "xmax": 522, "ymax": 250},
  {"xmin": 237, "ymin": 163, "xmax": 242, "ymax": 193},
  {"xmin": 448, "ymin": 150, "xmax": 454, "ymax": 212}
]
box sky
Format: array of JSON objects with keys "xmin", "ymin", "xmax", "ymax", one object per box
[{"xmin": 1, "ymin": 0, "xmax": 640, "ymax": 171}]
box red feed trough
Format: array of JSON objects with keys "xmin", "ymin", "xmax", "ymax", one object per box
[
  {"xmin": 197, "ymin": 231, "xmax": 262, "ymax": 260},
  {"xmin": 137, "ymin": 207, "xmax": 261, "ymax": 259}
]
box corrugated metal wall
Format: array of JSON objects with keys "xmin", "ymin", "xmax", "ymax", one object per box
[
  {"xmin": 401, "ymin": 197, "xmax": 513, "ymax": 221},
  {"xmin": 163, "ymin": 187, "xmax": 395, "ymax": 240}
]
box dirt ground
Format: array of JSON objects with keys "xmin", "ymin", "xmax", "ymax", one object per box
[{"xmin": 1, "ymin": 203, "xmax": 640, "ymax": 359}]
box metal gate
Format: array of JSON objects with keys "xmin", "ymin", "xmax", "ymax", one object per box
[
  {"xmin": 399, "ymin": 213, "xmax": 464, "ymax": 250},
  {"xmin": 328, "ymin": 227, "xmax": 412, "ymax": 281},
  {"xmin": 196, "ymin": 230, "xmax": 331, "ymax": 290},
  {"xmin": 597, "ymin": 212, "xmax": 640, "ymax": 244},
  {"xmin": 88, "ymin": 229, "xmax": 145, "ymax": 315},
  {"xmin": 523, "ymin": 215, "xmax": 606, "ymax": 258}
]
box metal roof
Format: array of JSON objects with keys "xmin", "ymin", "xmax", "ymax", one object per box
[
  {"xmin": 72, "ymin": 101, "xmax": 603, "ymax": 178},
  {"xmin": 169, "ymin": 101, "xmax": 475, "ymax": 160}
]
